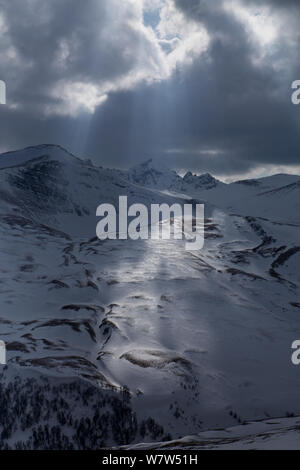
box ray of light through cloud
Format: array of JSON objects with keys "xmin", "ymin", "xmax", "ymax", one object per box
[
  {"xmin": 0, "ymin": 0, "xmax": 300, "ymax": 179},
  {"xmin": 46, "ymin": 0, "xmax": 210, "ymax": 118}
]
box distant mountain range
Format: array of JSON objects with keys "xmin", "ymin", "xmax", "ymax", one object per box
[{"xmin": 1, "ymin": 145, "xmax": 299, "ymax": 228}]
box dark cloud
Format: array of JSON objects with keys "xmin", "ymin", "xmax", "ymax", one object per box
[
  {"xmin": 0, "ymin": 0, "xmax": 300, "ymax": 178},
  {"xmin": 84, "ymin": 0, "xmax": 300, "ymax": 176}
]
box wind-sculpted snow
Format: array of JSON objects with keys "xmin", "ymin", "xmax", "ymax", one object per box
[
  {"xmin": 0, "ymin": 145, "xmax": 300, "ymax": 449},
  {"xmin": 121, "ymin": 416, "xmax": 300, "ymax": 450}
]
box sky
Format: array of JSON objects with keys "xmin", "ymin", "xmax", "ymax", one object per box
[{"xmin": 0, "ymin": 0, "xmax": 300, "ymax": 180}]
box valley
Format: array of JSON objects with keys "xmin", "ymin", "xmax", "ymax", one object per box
[{"xmin": 0, "ymin": 144, "xmax": 299, "ymax": 448}]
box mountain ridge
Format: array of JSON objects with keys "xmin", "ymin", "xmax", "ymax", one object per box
[{"xmin": 1, "ymin": 144, "xmax": 300, "ymax": 191}]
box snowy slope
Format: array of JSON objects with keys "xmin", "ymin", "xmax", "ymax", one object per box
[
  {"xmin": 0, "ymin": 145, "xmax": 189, "ymax": 237},
  {"xmin": 0, "ymin": 146, "xmax": 300, "ymax": 449},
  {"xmin": 0, "ymin": 144, "xmax": 82, "ymax": 170},
  {"xmin": 122, "ymin": 416, "xmax": 300, "ymax": 450},
  {"xmin": 125, "ymin": 160, "xmax": 300, "ymax": 225},
  {"xmin": 195, "ymin": 173, "xmax": 300, "ymax": 224},
  {"xmin": 235, "ymin": 173, "xmax": 300, "ymax": 191}
]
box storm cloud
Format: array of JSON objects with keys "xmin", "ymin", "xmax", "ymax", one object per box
[{"xmin": 0, "ymin": 0, "xmax": 299, "ymax": 179}]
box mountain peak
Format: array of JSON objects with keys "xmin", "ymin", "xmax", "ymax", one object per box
[
  {"xmin": 131, "ymin": 157, "xmax": 170, "ymax": 173},
  {"xmin": 183, "ymin": 171, "xmax": 221, "ymax": 190},
  {"xmin": 128, "ymin": 157, "xmax": 181, "ymax": 188},
  {"xmin": 0, "ymin": 144, "xmax": 81, "ymax": 170}
]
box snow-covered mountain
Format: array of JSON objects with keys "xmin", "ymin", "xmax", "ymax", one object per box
[
  {"xmin": 0, "ymin": 145, "xmax": 187, "ymax": 237},
  {"xmin": 1, "ymin": 145, "xmax": 300, "ymax": 449},
  {"xmin": 183, "ymin": 171, "xmax": 222, "ymax": 190},
  {"xmin": 194, "ymin": 173, "xmax": 300, "ymax": 224},
  {"xmin": 234, "ymin": 173, "xmax": 300, "ymax": 191},
  {"xmin": 126, "ymin": 158, "xmax": 223, "ymax": 194},
  {"xmin": 126, "ymin": 157, "xmax": 184, "ymax": 191}
]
